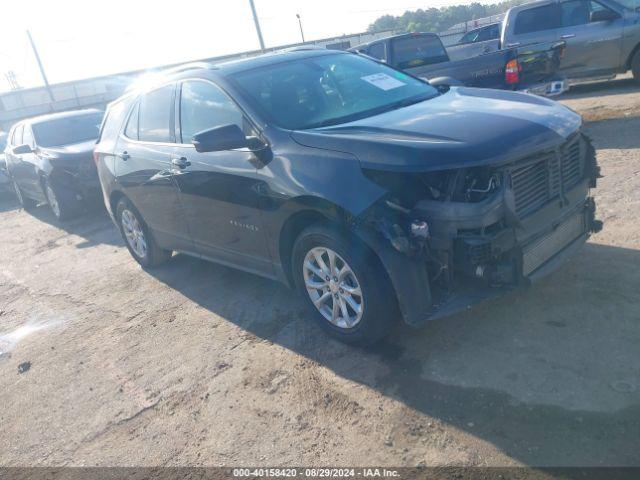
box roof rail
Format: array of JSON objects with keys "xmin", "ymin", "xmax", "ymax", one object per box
[
  {"xmin": 275, "ymin": 45, "xmax": 326, "ymax": 53},
  {"xmin": 161, "ymin": 62, "xmax": 217, "ymax": 75}
]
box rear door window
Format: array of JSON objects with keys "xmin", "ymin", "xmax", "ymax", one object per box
[
  {"xmin": 391, "ymin": 35, "xmax": 449, "ymax": 69},
  {"xmin": 137, "ymin": 84, "xmax": 175, "ymax": 143},
  {"xmin": 514, "ymin": 4, "xmax": 561, "ymax": 34}
]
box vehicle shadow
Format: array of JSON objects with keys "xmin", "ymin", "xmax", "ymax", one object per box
[
  {"xmin": 584, "ymin": 115, "xmax": 640, "ymax": 150},
  {"xmin": 0, "ymin": 190, "xmax": 19, "ymax": 213},
  {"xmin": 24, "ymin": 203, "xmax": 122, "ymax": 249},
  {"xmin": 147, "ymin": 240, "xmax": 640, "ymax": 467}
]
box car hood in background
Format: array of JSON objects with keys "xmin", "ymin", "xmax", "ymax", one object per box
[
  {"xmin": 291, "ymin": 87, "xmax": 582, "ymax": 172},
  {"xmin": 41, "ymin": 139, "xmax": 96, "ymax": 160}
]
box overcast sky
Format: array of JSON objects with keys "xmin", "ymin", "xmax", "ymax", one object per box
[{"xmin": 0, "ymin": 0, "xmax": 480, "ymax": 92}]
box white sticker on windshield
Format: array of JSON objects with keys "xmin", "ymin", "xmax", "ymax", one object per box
[{"xmin": 361, "ymin": 73, "xmax": 406, "ymax": 91}]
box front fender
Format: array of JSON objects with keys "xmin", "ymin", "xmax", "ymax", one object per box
[{"xmin": 354, "ymin": 223, "xmax": 433, "ymax": 327}]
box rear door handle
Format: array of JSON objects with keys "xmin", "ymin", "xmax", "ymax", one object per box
[
  {"xmin": 561, "ymin": 34, "xmax": 576, "ymax": 39},
  {"xmin": 118, "ymin": 151, "xmax": 130, "ymax": 161},
  {"xmin": 171, "ymin": 157, "xmax": 191, "ymax": 169}
]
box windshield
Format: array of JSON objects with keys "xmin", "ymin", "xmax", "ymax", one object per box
[
  {"xmin": 230, "ymin": 53, "xmax": 438, "ymax": 130},
  {"xmin": 32, "ymin": 112, "xmax": 103, "ymax": 147}
]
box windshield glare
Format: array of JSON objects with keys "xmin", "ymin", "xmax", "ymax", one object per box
[
  {"xmin": 32, "ymin": 113, "xmax": 103, "ymax": 147},
  {"xmin": 231, "ymin": 53, "xmax": 438, "ymax": 129}
]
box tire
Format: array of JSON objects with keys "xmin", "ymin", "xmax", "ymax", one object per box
[
  {"xmin": 11, "ymin": 179, "xmax": 37, "ymax": 210},
  {"xmin": 632, "ymin": 50, "xmax": 640, "ymax": 83},
  {"xmin": 292, "ymin": 224, "xmax": 398, "ymax": 346},
  {"xmin": 44, "ymin": 178, "xmax": 81, "ymax": 221},
  {"xmin": 116, "ymin": 197, "xmax": 171, "ymax": 268}
]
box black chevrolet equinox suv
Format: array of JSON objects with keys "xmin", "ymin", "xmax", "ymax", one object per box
[{"xmin": 94, "ymin": 49, "xmax": 600, "ymax": 345}]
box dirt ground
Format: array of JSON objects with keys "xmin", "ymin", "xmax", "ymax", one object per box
[{"xmin": 0, "ymin": 77, "xmax": 639, "ymax": 468}]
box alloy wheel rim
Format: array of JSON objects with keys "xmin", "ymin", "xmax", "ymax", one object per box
[
  {"xmin": 303, "ymin": 247, "xmax": 364, "ymax": 329},
  {"xmin": 121, "ymin": 209, "xmax": 147, "ymax": 259},
  {"xmin": 46, "ymin": 184, "xmax": 60, "ymax": 218}
]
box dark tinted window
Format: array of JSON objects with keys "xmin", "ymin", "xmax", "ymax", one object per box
[
  {"xmin": 138, "ymin": 85, "xmax": 174, "ymax": 143},
  {"xmin": 589, "ymin": 0, "xmax": 618, "ymax": 19},
  {"xmin": 32, "ymin": 113, "xmax": 102, "ymax": 147},
  {"xmin": 561, "ymin": 0, "xmax": 589, "ymax": 26},
  {"xmin": 391, "ymin": 35, "xmax": 449, "ymax": 69},
  {"xmin": 179, "ymin": 81, "xmax": 244, "ymax": 143},
  {"xmin": 231, "ymin": 53, "xmax": 437, "ymax": 130},
  {"xmin": 125, "ymin": 102, "xmax": 140, "ymax": 140},
  {"xmin": 459, "ymin": 30, "xmax": 479, "ymax": 44},
  {"xmin": 514, "ymin": 4, "xmax": 560, "ymax": 34},
  {"xmin": 367, "ymin": 42, "xmax": 385, "ymax": 60},
  {"xmin": 12, "ymin": 124, "xmax": 23, "ymax": 146},
  {"xmin": 478, "ymin": 24, "xmax": 500, "ymax": 41}
]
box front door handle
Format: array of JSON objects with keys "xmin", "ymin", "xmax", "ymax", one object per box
[
  {"xmin": 118, "ymin": 151, "xmax": 130, "ymax": 161},
  {"xmin": 561, "ymin": 34, "xmax": 576, "ymax": 39},
  {"xmin": 171, "ymin": 157, "xmax": 191, "ymax": 169}
]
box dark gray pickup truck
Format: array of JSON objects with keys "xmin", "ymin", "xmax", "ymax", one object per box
[
  {"xmin": 351, "ymin": 32, "xmax": 566, "ymax": 95},
  {"xmin": 443, "ymin": 0, "xmax": 640, "ymax": 84}
]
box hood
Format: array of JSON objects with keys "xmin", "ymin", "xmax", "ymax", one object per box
[
  {"xmin": 40, "ymin": 139, "xmax": 96, "ymax": 161},
  {"xmin": 291, "ymin": 87, "xmax": 582, "ymax": 172}
]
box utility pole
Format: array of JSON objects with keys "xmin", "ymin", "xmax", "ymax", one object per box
[
  {"xmin": 248, "ymin": 0, "xmax": 266, "ymax": 51},
  {"xmin": 296, "ymin": 14, "xmax": 305, "ymax": 43},
  {"xmin": 26, "ymin": 30, "xmax": 55, "ymax": 104}
]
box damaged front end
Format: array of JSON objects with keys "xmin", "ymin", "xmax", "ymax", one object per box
[{"xmin": 356, "ymin": 132, "xmax": 602, "ymax": 326}]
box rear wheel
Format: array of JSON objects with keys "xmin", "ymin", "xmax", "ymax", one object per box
[
  {"xmin": 292, "ymin": 224, "xmax": 398, "ymax": 346},
  {"xmin": 44, "ymin": 178, "xmax": 81, "ymax": 221},
  {"xmin": 631, "ymin": 50, "xmax": 640, "ymax": 82},
  {"xmin": 116, "ymin": 197, "xmax": 171, "ymax": 268},
  {"xmin": 12, "ymin": 179, "xmax": 37, "ymax": 210}
]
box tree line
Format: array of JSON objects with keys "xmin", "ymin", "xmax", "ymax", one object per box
[{"xmin": 367, "ymin": 0, "xmax": 528, "ymax": 34}]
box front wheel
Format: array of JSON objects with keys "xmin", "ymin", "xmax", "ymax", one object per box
[
  {"xmin": 44, "ymin": 178, "xmax": 81, "ymax": 221},
  {"xmin": 292, "ymin": 224, "xmax": 398, "ymax": 346},
  {"xmin": 116, "ymin": 198, "xmax": 171, "ymax": 268}
]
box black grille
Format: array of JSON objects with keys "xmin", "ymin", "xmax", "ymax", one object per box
[
  {"xmin": 561, "ymin": 140, "xmax": 582, "ymax": 189},
  {"xmin": 512, "ymin": 157, "xmax": 550, "ymax": 218},
  {"xmin": 510, "ymin": 137, "xmax": 584, "ymax": 218}
]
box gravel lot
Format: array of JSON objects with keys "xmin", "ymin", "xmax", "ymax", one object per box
[{"xmin": 0, "ymin": 78, "xmax": 639, "ymax": 468}]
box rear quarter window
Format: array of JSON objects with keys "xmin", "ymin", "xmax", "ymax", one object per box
[{"xmin": 99, "ymin": 100, "xmax": 129, "ymax": 143}]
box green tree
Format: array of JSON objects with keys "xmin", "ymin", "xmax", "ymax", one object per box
[{"xmin": 367, "ymin": 0, "xmax": 529, "ymax": 34}]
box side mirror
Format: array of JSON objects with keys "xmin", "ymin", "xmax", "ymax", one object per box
[
  {"xmin": 590, "ymin": 9, "xmax": 620, "ymax": 22},
  {"xmin": 13, "ymin": 144, "xmax": 34, "ymax": 155},
  {"xmin": 192, "ymin": 124, "xmax": 248, "ymax": 153}
]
